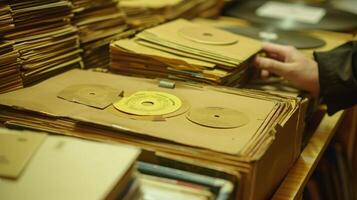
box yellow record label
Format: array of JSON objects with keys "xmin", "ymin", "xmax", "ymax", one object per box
[{"xmin": 113, "ymin": 91, "xmax": 182, "ymax": 116}]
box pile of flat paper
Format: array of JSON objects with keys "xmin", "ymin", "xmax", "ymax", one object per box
[
  {"xmin": 0, "ymin": 69, "xmax": 304, "ymax": 199},
  {"xmin": 0, "ymin": 128, "xmax": 141, "ymax": 200},
  {"xmin": 0, "ymin": 3, "xmax": 13, "ymax": 34},
  {"xmin": 0, "ymin": 0, "xmax": 83, "ymax": 91},
  {"xmin": 0, "ymin": 3, "xmax": 21, "ymax": 94},
  {"xmin": 110, "ymin": 19, "xmax": 262, "ymax": 86},
  {"xmin": 119, "ymin": 0, "xmax": 224, "ymax": 29},
  {"xmin": 71, "ymin": 0, "xmax": 133, "ymax": 68},
  {"xmin": 0, "ymin": 41, "xmax": 22, "ymax": 94}
]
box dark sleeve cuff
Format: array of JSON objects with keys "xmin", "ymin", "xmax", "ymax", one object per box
[{"xmin": 314, "ymin": 41, "xmax": 357, "ymax": 115}]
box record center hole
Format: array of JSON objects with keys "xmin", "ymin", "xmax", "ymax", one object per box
[
  {"xmin": 142, "ymin": 101, "xmax": 154, "ymax": 106},
  {"xmin": 214, "ymin": 115, "xmax": 220, "ymax": 118},
  {"xmin": 203, "ymin": 32, "xmax": 213, "ymax": 37},
  {"xmin": 89, "ymin": 92, "xmax": 96, "ymax": 95}
]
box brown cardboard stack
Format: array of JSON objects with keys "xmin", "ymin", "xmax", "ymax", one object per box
[
  {"xmin": 110, "ymin": 19, "xmax": 262, "ymax": 86},
  {"xmin": 0, "ymin": 3, "xmax": 13, "ymax": 33},
  {"xmin": 0, "ymin": 3, "xmax": 21, "ymax": 94},
  {"xmin": 0, "ymin": 69, "xmax": 306, "ymax": 199},
  {"xmin": 71, "ymin": 0, "xmax": 133, "ymax": 68},
  {"xmin": 0, "ymin": 41, "xmax": 22, "ymax": 94},
  {"xmin": 119, "ymin": 0, "xmax": 224, "ymax": 29},
  {"xmin": 0, "ymin": 0, "xmax": 83, "ymax": 93}
]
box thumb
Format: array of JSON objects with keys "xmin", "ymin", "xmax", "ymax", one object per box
[{"xmin": 254, "ymin": 56, "xmax": 290, "ymax": 77}]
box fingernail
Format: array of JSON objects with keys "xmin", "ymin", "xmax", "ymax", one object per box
[{"xmin": 254, "ymin": 57, "xmax": 261, "ymax": 64}]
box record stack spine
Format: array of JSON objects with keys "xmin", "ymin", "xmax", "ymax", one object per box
[
  {"xmin": 71, "ymin": 0, "xmax": 133, "ymax": 69},
  {"xmin": 118, "ymin": 0, "xmax": 224, "ymax": 30},
  {"xmin": 0, "ymin": 2, "xmax": 22, "ymax": 94},
  {"xmin": 0, "ymin": 0, "xmax": 83, "ymax": 94},
  {"xmin": 110, "ymin": 19, "xmax": 261, "ymax": 86}
]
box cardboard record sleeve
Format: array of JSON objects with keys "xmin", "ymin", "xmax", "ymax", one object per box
[
  {"xmin": 0, "ymin": 69, "xmax": 306, "ymax": 200},
  {"xmin": 110, "ymin": 19, "xmax": 262, "ymax": 87},
  {"xmin": 0, "ymin": 128, "xmax": 141, "ymax": 200}
]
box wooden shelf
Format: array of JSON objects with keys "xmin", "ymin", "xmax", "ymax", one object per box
[{"xmin": 272, "ymin": 110, "xmax": 346, "ymax": 200}]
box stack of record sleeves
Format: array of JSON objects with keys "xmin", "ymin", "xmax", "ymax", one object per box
[
  {"xmin": 0, "ymin": 3, "xmax": 13, "ymax": 33},
  {"xmin": 119, "ymin": 0, "xmax": 224, "ymax": 29},
  {"xmin": 71, "ymin": 0, "xmax": 133, "ymax": 68},
  {"xmin": 0, "ymin": 0, "xmax": 83, "ymax": 93},
  {"xmin": 110, "ymin": 19, "xmax": 261, "ymax": 86},
  {"xmin": 0, "ymin": 41, "xmax": 22, "ymax": 94},
  {"xmin": 0, "ymin": 69, "xmax": 305, "ymax": 199}
]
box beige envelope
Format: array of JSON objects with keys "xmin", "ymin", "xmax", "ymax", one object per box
[
  {"xmin": 0, "ymin": 129, "xmax": 46, "ymax": 178},
  {"xmin": 0, "ymin": 128, "xmax": 140, "ymax": 200}
]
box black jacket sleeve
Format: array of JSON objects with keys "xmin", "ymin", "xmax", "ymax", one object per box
[{"xmin": 313, "ymin": 41, "xmax": 357, "ymax": 115}]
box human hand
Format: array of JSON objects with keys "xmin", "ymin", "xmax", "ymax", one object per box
[{"xmin": 254, "ymin": 43, "xmax": 320, "ymax": 97}]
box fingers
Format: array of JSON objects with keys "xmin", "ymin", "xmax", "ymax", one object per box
[
  {"xmin": 260, "ymin": 69, "xmax": 270, "ymax": 79},
  {"xmin": 262, "ymin": 42, "xmax": 296, "ymax": 61},
  {"xmin": 254, "ymin": 56, "xmax": 290, "ymax": 77}
]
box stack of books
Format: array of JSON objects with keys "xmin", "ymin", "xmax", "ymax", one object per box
[
  {"xmin": 110, "ymin": 19, "xmax": 261, "ymax": 86},
  {"xmin": 71, "ymin": 0, "xmax": 133, "ymax": 68}
]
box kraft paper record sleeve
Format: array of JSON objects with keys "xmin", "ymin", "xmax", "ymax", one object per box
[
  {"xmin": 119, "ymin": 0, "xmax": 223, "ymax": 29},
  {"xmin": 0, "ymin": 69, "xmax": 305, "ymax": 200},
  {"xmin": 0, "ymin": 41, "xmax": 22, "ymax": 94},
  {"xmin": 71, "ymin": 0, "xmax": 132, "ymax": 69},
  {"xmin": 0, "ymin": 69, "xmax": 282, "ymax": 155},
  {"xmin": 0, "ymin": 0, "xmax": 83, "ymax": 93},
  {"xmin": 110, "ymin": 19, "xmax": 262, "ymax": 87},
  {"xmin": 0, "ymin": 128, "xmax": 141, "ymax": 200}
]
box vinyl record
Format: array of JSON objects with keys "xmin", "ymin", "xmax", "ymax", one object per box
[
  {"xmin": 221, "ymin": 25, "xmax": 325, "ymax": 49},
  {"xmin": 224, "ymin": 0, "xmax": 357, "ymax": 32},
  {"xmin": 178, "ymin": 26, "xmax": 238, "ymax": 45},
  {"xmin": 57, "ymin": 84, "xmax": 120, "ymax": 109},
  {"xmin": 186, "ymin": 107, "xmax": 249, "ymax": 129},
  {"xmin": 113, "ymin": 91, "xmax": 182, "ymax": 116}
]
